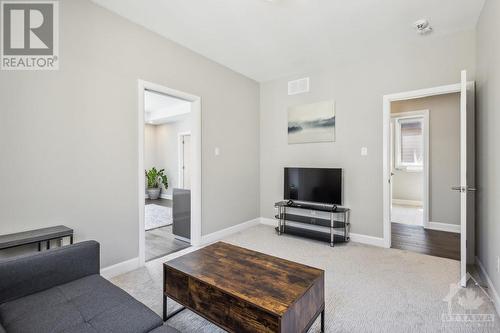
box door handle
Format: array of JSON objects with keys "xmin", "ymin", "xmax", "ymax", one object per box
[{"xmin": 451, "ymin": 186, "xmax": 477, "ymax": 192}]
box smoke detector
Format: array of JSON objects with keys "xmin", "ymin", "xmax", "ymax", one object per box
[{"xmin": 414, "ymin": 19, "xmax": 433, "ymax": 35}]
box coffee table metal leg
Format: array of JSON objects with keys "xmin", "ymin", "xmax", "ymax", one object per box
[
  {"xmin": 321, "ymin": 308, "xmax": 325, "ymax": 332},
  {"xmin": 163, "ymin": 295, "xmax": 167, "ymax": 321},
  {"xmin": 163, "ymin": 295, "xmax": 186, "ymax": 322}
]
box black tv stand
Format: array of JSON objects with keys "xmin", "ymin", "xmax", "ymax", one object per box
[{"xmin": 275, "ymin": 201, "xmax": 350, "ymax": 247}]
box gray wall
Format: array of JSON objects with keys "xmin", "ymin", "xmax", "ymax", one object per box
[
  {"xmin": 0, "ymin": 0, "xmax": 260, "ymax": 267},
  {"xmin": 391, "ymin": 170, "xmax": 423, "ymax": 203},
  {"xmin": 260, "ymin": 30, "xmax": 475, "ymax": 238},
  {"xmin": 144, "ymin": 124, "xmax": 157, "ymax": 171},
  {"xmin": 476, "ymin": 0, "xmax": 500, "ymax": 298},
  {"xmin": 391, "ymin": 94, "xmax": 461, "ymax": 225},
  {"xmin": 155, "ymin": 117, "xmax": 191, "ymax": 196}
]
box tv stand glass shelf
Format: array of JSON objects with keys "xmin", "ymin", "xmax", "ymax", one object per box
[{"xmin": 274, "ymin": 201, "xmax": 350, "ymax": 247}]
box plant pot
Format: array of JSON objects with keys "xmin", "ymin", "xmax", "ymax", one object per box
[{"xmin": 147, "ymin": 188, "xmax": 161, "ymax": 200}]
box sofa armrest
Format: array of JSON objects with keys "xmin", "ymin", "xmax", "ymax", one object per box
[{"xmin": 0, "ymin": 240, "xmax": 100, "ymax": 304}]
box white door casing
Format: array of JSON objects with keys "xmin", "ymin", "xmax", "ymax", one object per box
[
  {"xmin": 383, "ymin": 76, "xmax": 475, "ymax": 288},
  {"xmin": 138, "ymin": 80, "xmax": 202, "ymax": 265},
  {"xmin": 383, "ymin": 83, "xmax": 462, "ymax": 248}
]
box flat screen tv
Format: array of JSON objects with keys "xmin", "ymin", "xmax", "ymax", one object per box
[{"xmin": 284, "ymin": 167, "xmax": 342, "ymax": 205}]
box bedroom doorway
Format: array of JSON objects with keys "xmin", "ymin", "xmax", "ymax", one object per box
[
  {"xmin": 383, "ymin": 71, "xmax": 476, "ymax": 287},
  {"xmin": 138, "ymin": 80, "xmax": 202, "ymax": 265},
  {"xmin": 390, "ymin": 110, "xmax": 428, "ymax": 228}
]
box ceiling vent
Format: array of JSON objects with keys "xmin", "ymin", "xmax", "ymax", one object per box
[
  {"xmin": 414, "ymin": 19, "xmax": 433, "ymax": 35},
  {"xmin": 288, "ymin": 77, "xmax": 310, "ymax": 95}
]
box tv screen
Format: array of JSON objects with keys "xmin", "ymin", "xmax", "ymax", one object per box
[{"xmin": 284, "ymin": 167, "xmax": 342, "ymax": 205}]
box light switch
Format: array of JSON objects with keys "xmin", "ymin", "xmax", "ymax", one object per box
[
  {"xmin": 214, "ymin": 147, "xmax": 220, "ymax": 156},
  {"xmin": 361, "ymin": 147, "xmax": 368, "ymax": 156}
]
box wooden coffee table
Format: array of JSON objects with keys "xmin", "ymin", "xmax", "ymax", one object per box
[{"xmin": 163, "ymin": 242, "xmax": 325, "ymax": 332}]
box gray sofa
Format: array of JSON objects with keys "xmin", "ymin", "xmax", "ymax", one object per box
[{"xmin": 0, "ymin": 241, "xmax": 179, "ymax": 333}]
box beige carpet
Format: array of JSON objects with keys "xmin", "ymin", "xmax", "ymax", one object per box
[{"xmin": 111, "ymin": 224, "xmax": 499, "ymax": 332}]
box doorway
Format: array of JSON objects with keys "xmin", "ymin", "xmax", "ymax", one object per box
[
  {"xmin": 390, "ymin": 110, "xmax": 428, "ymax": 228},
  {"xmin": 138, "ymin": 80, "xmax": 202, "ymax": 265},
  {"xmin": 383, "ymin": 71, "xmax": 476, "ymax": 287},
  {"xmin": 389, "ymin": 98, "xmax": 460, "ymax": 261}
]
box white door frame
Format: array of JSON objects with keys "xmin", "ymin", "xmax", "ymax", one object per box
[
  {"xmin": 383, "ymin": 83, "xmax": 461, "ymax": 248},
  {"xmin": 391, "ymin": 110, "xmax": 429, "ymax": 228},
  {"xmin": 178, "ymin": 131, "xmax": 191, "ymax": 189},
  {"xmin": 138, "ymin": 80, "xmax": 202, "ymax": 266}
]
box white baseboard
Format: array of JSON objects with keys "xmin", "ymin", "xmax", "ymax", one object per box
[
  {"xmin": 101, "ymin": 257, "xmax": 140, "ymax": 279},
  {"xmin": 160, "ymin": 193, "xmax": 173, "ymax": 200},
  {"xmin": 260, "ymin": 217, "xmax": 277, "ymax": 227},
  {"xmin": 102, "ymin": 218, "xmax": 261, "ymax": 279},
  {"xmin": 174, "ymin": 235, "xmax": 191, "ymax": 243},
  {"xmin": 350, "ymin": 233, "xmax": 386, "ymax": 247},
  {"xmin": 200, "ymin": 218, "xmax": 262, "ymax": 245},
  {"xmin": 392, "ymin": 199, "xmax": 423, "ymax": 207},
  {"xmin": 259, "ymin": 217, "xmax": 385, "ymax": 248},
  {"xmin": 426, "ymin": 222, "xmax": 460, "ymax": 233},
  {"xmin": 475, "ymin": 256, "xmax": 500, "ymax": 317}
]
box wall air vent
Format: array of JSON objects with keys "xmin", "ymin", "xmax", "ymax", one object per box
[{"xmin": 288, "ymin": 77, "xmax": 310, "ymax": 95}]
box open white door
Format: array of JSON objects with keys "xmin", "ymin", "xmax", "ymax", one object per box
[{"xmin": 458, "ymin": 70, "xmax": 476, "ymax": 287}]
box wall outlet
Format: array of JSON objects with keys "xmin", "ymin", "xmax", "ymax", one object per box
[
  {"xmin": 214, "ymin": 147, "xmax": 220, "ymax": 156},
  {"xmin": 361, "ymin": 147, "xmax": 368, "ymax": 156}
]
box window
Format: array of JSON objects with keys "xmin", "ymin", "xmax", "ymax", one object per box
[{"xmin": 394, "ymin": 116, "xmax": 424, "ymax": 171}]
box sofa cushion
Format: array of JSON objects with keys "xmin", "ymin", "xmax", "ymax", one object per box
[
  {"xmin": 0, "ymin": 241, "xmax": 100, "ymax": 304},
  {"xmin": 0, "ymin": 274, "xmax": 163, "ymax": 333}
]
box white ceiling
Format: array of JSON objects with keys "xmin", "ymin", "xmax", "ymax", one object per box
[
  {"xmin": 144, "ymin": 90, "xmax": 191, "ymax": 124},
  {"xmin": 92, "ymin": 0, "xmax": 485, "ymax": 82},
  {"xmin": 144, "ymin": 90, "xmax": 189, "ymax": 112}
]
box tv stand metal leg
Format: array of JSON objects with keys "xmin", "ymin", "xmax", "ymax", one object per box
[
  {"xmin": 278, "ymin": 207, "xmax": 281, "ymax": 235},
  {"xmin": 277, "ymin": 206, "xmax": 284, "ymax": 235},
  {"xmin": 330, "ymin": 213, "xmax": 334, "ymax": 247}
]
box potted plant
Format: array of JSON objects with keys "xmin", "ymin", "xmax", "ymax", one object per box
[{"xmin": 145, "ymin": 167, "xmax": 168, "ymax": 200}]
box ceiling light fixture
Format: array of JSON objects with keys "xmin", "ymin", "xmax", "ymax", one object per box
[{"xmin": 414, "ymin": 19, "xmax": 433, "ymax": 35}]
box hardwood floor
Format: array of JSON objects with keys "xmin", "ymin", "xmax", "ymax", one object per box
[
  {"xmin": 145, "ymin": 198, "xmax": 190, "ymax": 261},
  {"xmin": 146, "ymin": 198, "xmax": 172, "ymax": 208},
  {"xmin": 391, "ymin": 222, "xmax": 460, "ymax": 260}
]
